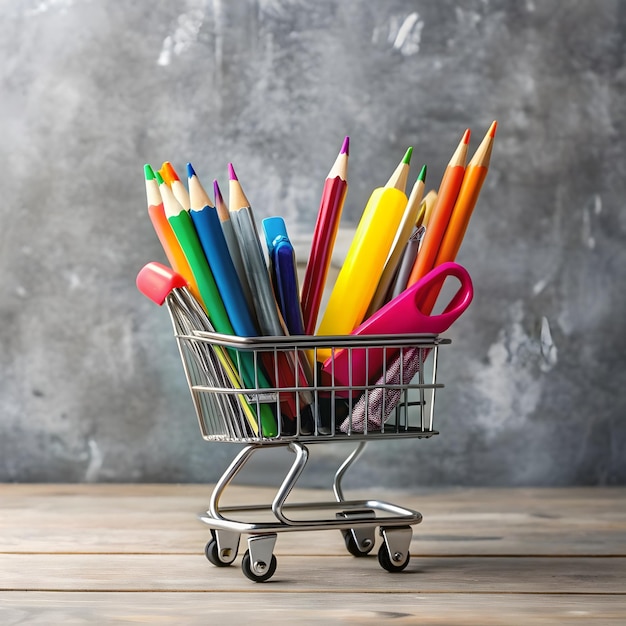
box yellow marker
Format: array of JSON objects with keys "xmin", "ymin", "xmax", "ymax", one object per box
[{"xmin": 315, "ymin": 148, "xmax": 412, "ymax": 360}]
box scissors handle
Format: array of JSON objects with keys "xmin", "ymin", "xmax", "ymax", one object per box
[
  {"xmin": 410, "ymin": 261, "xmax": 474, "ymax": 334},
  {"xmin": 321, "ymin": 262, "xmax": 473, "ymax": 394},
  {"xmin": 349, "ymin": 261, "xmax": 473, "ymax": 337}
]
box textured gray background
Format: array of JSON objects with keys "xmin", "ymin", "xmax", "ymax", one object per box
[{"xmin": 1, "ymin": 0, "xmax": 624, "ymax": 487}]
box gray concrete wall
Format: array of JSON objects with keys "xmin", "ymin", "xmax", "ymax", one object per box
[{"xmin": 1, "ymin": 0, "xmax": 624, "ymax": 487}]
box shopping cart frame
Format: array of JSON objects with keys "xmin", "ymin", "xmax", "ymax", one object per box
[{"xmin": 138, "ymin": 262, "xmax": 451, "ymax": 582}]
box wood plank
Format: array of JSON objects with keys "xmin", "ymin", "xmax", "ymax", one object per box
[
  {"xmin": 1, "ymin": 484, "xmax": 624, "ymax": 556},
  {"xmin": 1, "ymin": 592, "xmax": 625, "ymax": 625},
  {"xmin": 0, "ymin": 554, "xmax": 624, "ymax": 593}
]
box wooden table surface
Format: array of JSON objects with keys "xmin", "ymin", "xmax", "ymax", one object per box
[{"xmin": 1, "ymin": 483, "xmax": 624, "ymax": 624}]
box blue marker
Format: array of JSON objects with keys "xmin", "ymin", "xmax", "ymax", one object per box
[{"xmin": 262, "ymin": 216, "xmax": 306, "ymax": 336}]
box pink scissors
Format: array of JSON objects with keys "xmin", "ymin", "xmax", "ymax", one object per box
[{"xmin": 321, "ymin": 261, "xmax": 473, "ymax": 394}]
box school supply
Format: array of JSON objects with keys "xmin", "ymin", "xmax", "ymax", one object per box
[
  {"xmin": 228, "ymin": 164, "xmax": 314, "ymax": 428},
  {"xmin": 366, "ymin": 164, "xmax": 427, "ymax": 315},
  {"xmin": 435, "ymin": 121, "xmax": 497, "ymax": 266},
  {"xmin": 136, "ymin": 262, "xmax": 270, "ymax": 438},
  {"xmin": 160, "ymin": 161, "xmax": 191, "ymax": 210},
  {"xmin": 419, "ymin": 189, "xmax": 438, "ymax": 227},
  {"xmin": 421, "ymin": 122, "xmax": 497, "ymax": 315},
  {"xmin": 407, "ymin": 130, "xmax": 470, "ymax": 287},
  {"xmin": 321, "ymin": 262, "xmax": 473, "ymax": 395},
  {"xmin": 315, "ymin": 147, "xmax": 413, "ymax": 360},
  {"xmin": 263, "ymin": 216, "xmax": 305, "ymax": 336},
  {"xmin": 144, "ymin": 164, "xmax": 202, "ymax": 304},
  {"xmin": 188, "ymin": 163, "xmax": 257, "ymax": 337},
  {"xmin": 159, "ymin": 170, "xmax": 277, "ymax": 436},
  {"xmin": 301, "ymin": 137, "xmax": 349, "ymax": 335},
  {"xmin": 212, "ymin": 176, "xmax": 256, "ymax": 317},
  {"xmin": 390, "ymin": 226, "xmax": 426, "ymax": 298},
  {"xmin": 136, "ymin": 127, "xmax": 496, "ymax": 582}
]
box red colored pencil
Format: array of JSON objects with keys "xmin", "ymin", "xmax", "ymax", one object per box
[{"xmin": 301, "ymin": 137, "xmax": 349, "ymax": 335}]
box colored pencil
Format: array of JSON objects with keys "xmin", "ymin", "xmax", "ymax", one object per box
[
  {"xmin": 418, "ymin": 189, "xmax": 438, "ymax": 227},
  {"xmin": 158, "ymin": 170, "xmax": 233, "ymax": 332},
  {"xmin": 144, "ymin": 164, "xmax": 202, "ymax": 304},
  {"xmin": 300, "ymin": 136, "xmax": 349, "ymax": 335},
  {"xmin": 160, "ymin": 161, "xmax": 190, "ymax": 210},
  {"xmin": 407, "ymin": 129, "xmax": 470, "ymax": 288},
  {"xmin": 187, "ymin": 163, "xmax": 257, "ymax": 337},
  {"xmin": 228, "ymin": 163, "xmax": 313, "ymax": 423},
  {"xmin": 228, "ymin": 164, "xmax": 284, "ymax": 337},
  {"xmin": 186, "ymin": 162, "xmax": 213, "ymax": 207},
  {"xmin": 187, "ymin": 163, "xmax": 279, "ymax": 433},
  {"xmin": 213, "ymin": 177, "xmax": 255, "ymax": 316},
  {"xmin": 159, "ymin": 171, "xmax": 278, "ymax": 436},
  {"xmin": 366, "ymin": 163, "xmax": 427, "ymax": 315},
  {"xmin": 390, "ymin": 226, "xmax": 426, "ymax": 299},
  {"xmin": 434, "ymin": 121, "xmax": 497, "ymax": 265},
  {"xmin": 315, "ymin": 147, "xmax": 412, "ymax": 360},
  {"xmin": 418, "ymin": 121, "xmax": 497, "ymax": 315}
]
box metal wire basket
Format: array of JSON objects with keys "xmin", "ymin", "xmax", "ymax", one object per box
[{"xmin": 137, "ymin": 262, "xmax": 454, "ymax": 582}]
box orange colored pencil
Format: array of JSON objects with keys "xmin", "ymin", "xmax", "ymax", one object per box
[
  {"xmin": 144, "ymin": 164, "xmax": 202, "ymax": 304},
  {"xmin": 420, "ymin": 122, "xmax": 497, "ymax": 315},
  {"xmin": 407, "ymin": 129, "xmax": 470, "ymax": 288},
  {"xmin": 160, "ymin": 161, "xmax": 191, "ymax": 210},
  {"xmin": 434, "ymin": 121, "xmax": 497, "ymax": 266}
]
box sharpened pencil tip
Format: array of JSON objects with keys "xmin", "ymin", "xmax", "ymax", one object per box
[
  {"xmin": 186, "ymin": 162, "xmax": 196, "ymax": 179},
  {"xmin": 160, "ymin": 161, "xmax": 180, "ymax": 184},
  {"xmin": 402, "ymin": 146, "xmax": 413, "ymax": 165},
  {"xmin": 213, "ymin": 179, "xmax": 224, "ymax": 204},
  {"xmin": 462, "ymin": 128, "xmax": 471, "ymax": 144},
  {"xmin": 488, "ymin": 120, "xmax": 498, "ymax": 137},
  {"xmin": 418, "ymin": 164, "xmax": 427, "ymax": 182},
  {"xmin": 144, "ymin": 164, "xmax": 155, "ymax": 180},
  {"xmin": 340, "ymin": 136, "xmax": 350, "ymax": 156},
  {"xmin": 155, "ymin": 170, "xmax": 165, "ymax": 185},
  {"xmin": 228, "ymin": 163, "xmax": 238, "ymax": 181}
]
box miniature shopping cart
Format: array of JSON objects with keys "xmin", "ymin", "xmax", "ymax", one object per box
[{"xmin": 137, "ymin": 261, "xmax": 472, "ymax": 582}]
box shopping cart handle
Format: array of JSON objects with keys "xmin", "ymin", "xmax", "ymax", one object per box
[{"xmin": 136, "ymin": 262, "xmax": 187, "ymax": 305}]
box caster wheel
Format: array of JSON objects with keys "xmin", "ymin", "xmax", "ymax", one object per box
[
  {"xmin": 205, "ymin": 538, "xmax": 233, "ymax": 567},
  {"xmin": 241, "ymin": 549, "xmax": 277, "ymax": 582},
  {"xmin": 377, "ymin": 544, "xmax": 410, "ymax": 572},
  {"xmin": 342, "ymin": 530, "xmax": 374, "ymax": 557}
]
